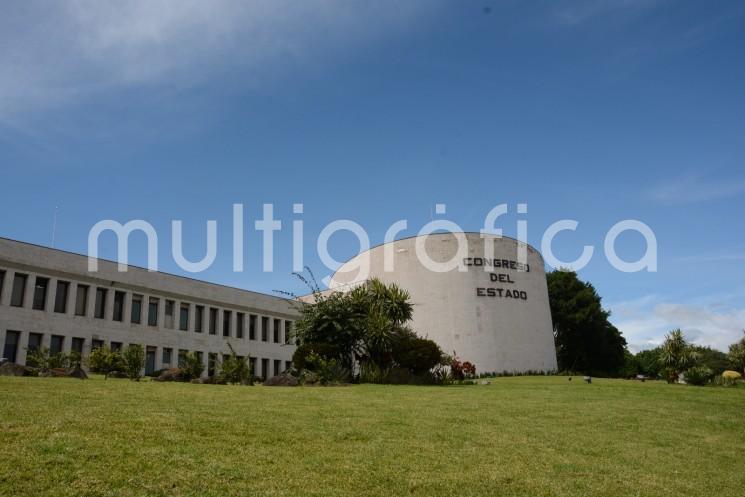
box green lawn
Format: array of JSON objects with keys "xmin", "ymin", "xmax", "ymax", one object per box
[{"xmin": 1, "ymin": 376, "xmax": 743, "ymax": 497}]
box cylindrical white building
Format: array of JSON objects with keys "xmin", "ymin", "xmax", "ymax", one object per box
[{"xmin": 329, "ymin": 232, "xmax": 557, "ymax": 374}]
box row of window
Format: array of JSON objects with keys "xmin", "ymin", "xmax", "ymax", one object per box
[
  {"xmin": 2, "ymin": 331, "xmax": 291, "ymax": 379},
  {"xmin": 0, "ymin": 269, "xmax": 293, "ymax": 343}
]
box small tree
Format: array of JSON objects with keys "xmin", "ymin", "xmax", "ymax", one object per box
[
  {"xmin": 180, "ymin": 352, "xmax": 205, "ymax": 381},
  {"xmin": 728, "ymin": 332, "xmax": 745, "ymax": 375},
  {"xmin": 122, "ymin": 344, "xmax": 146, "ymax": 381},
  {"xmin": 220, "ymin": 344, "xmax": 252, "ymax": 385},
  {"xmin": 659, "ymin": 329, "xmax": 696, "ymax": 383},
  {"xmin": 87, "ymin": 345, "xmax": 125, "ymax": 378}
]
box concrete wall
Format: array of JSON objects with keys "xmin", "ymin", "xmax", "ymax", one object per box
[
  {"xmin": 0, "ymin": 238, "xmax": 297, "ymax": 378},
  {"xmin": 329, "ymin": 233, "xmax": 558, "ymax": 374}
]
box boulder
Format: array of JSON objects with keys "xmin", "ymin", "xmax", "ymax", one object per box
[
  {"xmin": 264, "ymin": 372, "xmax": 299, "ymax": 387},
  {"xmin": 38, "ymin": 366, "xmax": 88, "ymax": 379},
  {"xmin": 154, "ymin": 368, "xmax": 186, "ymax": 382},
  {"xmin": 106, "ymin": 371, "xmax": 128, "ymax": 379},
  {"xmin": 192, "ymin": 376, "xmax": 227, "ymax": 385},
  {"xmin": 0, "ymin": 362, "xmax": 30, "ymax": 377},
  {"xmin": 302, "ymin": 371, "xmax": 320, "ymax": 385}
]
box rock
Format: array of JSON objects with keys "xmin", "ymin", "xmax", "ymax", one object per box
[
  {"xmin": 66, "ymin": 365, "xmax": 88, "ymax": 379},
  {"xmin": 154, "ymin": 368, "xmax": 186, "ymax": 382},
  {"xmin": 264, "ymin": 372, "xmax": 299, "ymax": 387},
  {"xmin": 38, "ymin": 366, "xmax": 87, "ymax": 379},
  {"xmin": 722, "ymin": 370, "xmax": 742, "ymax": 380},
  {"xmin": 302, "ymin": 371, "xmax": 320, "ymax": 385},
  {"xmin": 0, "ymin": 362, "xmax": 30, "ymax": 377}
]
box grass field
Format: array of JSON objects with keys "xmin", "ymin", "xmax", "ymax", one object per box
[{"xmin": 1, "ymin": 376, "xmax": 743, "ymax": 497}]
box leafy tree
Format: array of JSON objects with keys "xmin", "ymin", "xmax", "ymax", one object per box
[
  {"xmin": 122, "ymin": 344, "xmax": 146, "ymax": 381},
  {"xmin": 546, "ymin": 270, "xmax": 627, "ymax": 376},
  {"xmin": 294, "ymin": 276, "xmax": 415, "ymax": 372},
  {"xmin": 179, "ymin": 351, "xmax": 205, "ymax": 381},
  {"xmin": 691, "ymin": 346, "xmax": 731, "ymax": 375},
  {"xmin": 634, "ymin": 348, "xmax": 662, "ymax": 377},
  {"xmin": 658, "ymin": 329, "xmax": 696, "ymax": 383},
  {"xmin": 220, "ymin": 344, "xmax": 252, "ymax": 385},
  {"xmin": 87, "ymin": 345, "xmax": 125, "ymax": 377},
  {"xmin": 728, "ymin": 332, "xmax": 745, "ymax": 375},
  {"xmin": 391, "ymin": 330, "xmax": 444, "ymax": 375}
]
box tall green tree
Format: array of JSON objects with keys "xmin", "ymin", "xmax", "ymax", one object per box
[
  {"xmin": 728, "ymin": 332, "xmax": 745, "ymax": 374},
  {"xmin": 547, "ymin": 270, "xmax": 627, "ymax": 376},
  {"xmin": 658, "ymin": 329, "xmax": 696, "ymax": 383}
]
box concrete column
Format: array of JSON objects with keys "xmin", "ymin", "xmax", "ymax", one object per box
[
  {"xmin": 104, "ymin": 287, "xmax": 115, "ymax": 322},
  {"xmin": 217, "ymin": 308, "xmax": 224, "ymax": 338},
  {"xmin": 158, "ymin": 298, "xmax": 166, "ymax": 330},
  {"xmin": 45, "ymin": 277, "xmax": 57, "ymax": 314},
  {"xmin": 188, "ymin": 303, "xmax": 196, "ymax": 333},
  {"xmin": 23, "ymin": 272, "xmax": 35, "ymax": 309},
  {"xmin": 67, "ymin": 282, "xmax": 77, "ymax": 317},
  {"xmin": 0, "ymin": 269, "xmax": 11, "ymax": 306},
  {"xmin": 15, "ymin": 332, "xmax": 27, "ymax": 365},
  {"xmin": 85, "ymin": 284, "xmax": 95, "ymax": 318},
  {"xmin": 122, "ymin": 291, "xmax": 132, "ymax": 325}
]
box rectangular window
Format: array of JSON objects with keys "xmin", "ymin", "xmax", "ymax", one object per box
[
  {"xmin": 54, "ymin": 281, "xmax": 70, "ymax": 313},
  {"xmin": 284, "ymin": 320, "xmax": 293, "ymax": 344},
  {"xmin": 131, "ymin": 294, "xmax": 143, "ymax": 324},
  {"xmin": 71, "ymin": 337, "xmax": 84, "ymax": 355},
  {"xmin": 32, "ymin": 277, "xmax": 49, "ymax": 310},
  {"xmin": 236, "ymin": 313, "xmax": 245, "ymax": 339},
  {"xmin": 162, "ymin": 347, "xmax": 172, "ymax": 365},
  {"xmin": 164, "ymin": 300, "xmax": 175, "ymax": 329},
  {"xmin": 223, "ymin": 310, "xmax": 231, "ymax": 337},
  {"xmin": 249, "ymin": 314, "xmax": 257, "ymax": 340},
  {"xmin": 113, "ymin": 291, "xmax": 125, "ymax": 322},
  {"xmin": 195, "ymin": 305, "xmax": 204, "ymax": 333},
  {"xmin": 75, "ymin": 284, "xmax": 89, "ymax": 316},
  {"xmin": 261, "ymin": 358, "xmax": 269, "ymax": 379},
  {"xmin": 27, "ymin": 333, "xmax": 43, "ymax": 354},
  {"xmin": 3, "ymin": 331, "xmax": 20, "ymax": 363},
  {"xmin": 285, "ymin": 360, "xmax": 292, "ymax": 372},
  {"xmin": 0, "ymin": 270, "xmax": 5, "ymax": 302},
  {"xmin": 180, "ymin": 304, "xmax": 189, "ymax": 331},
  {"xmin": 209, "ymin": 308, "xmax": 218, "ymax": 335},
  {"xmin": 110, "ymin": 341, "xmax": 121, "ymax": 352},
  {"xmin": 273, "ymin": 318, "xmax": 281, "ymax": 343},
  {"xmin": 274, "ymin": 359, "xmax": 281, "ymax": 377},
  {"xmin": 148, "ymin": 297, "xmax": 159, "ymax": 327},
  {"xmin": 261, "ymin": 316, "xmax": 269, "ymax": 342},
  {"xmin": 249, "ymin": 357, "xmax": 256, "ymax": 376},
  {"xmin": 94, "ymin": 288, "xmax": 107, "ymax": 319},
  {"xmin": 50, "ymin": 335, "xmax": 64, "ymax": 355},
  {"xmin": 11, "ymin": 273, "xmax": 28, "ymax": 307},
  {"xmin": 91, "ymin": 339, "xmax": 104, "ymax": 350}
]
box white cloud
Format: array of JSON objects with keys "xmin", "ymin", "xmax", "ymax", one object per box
[
  {"xmin": 0, "ymin": 0, "xmax": 439, "ymax": 123},
  {"xmin": 648, "ymin": 173, "xmax": 745, "ymax": 205},
  {"xmin": 609, "ymin": 294, "xmax": 745, "ymax": 352}
]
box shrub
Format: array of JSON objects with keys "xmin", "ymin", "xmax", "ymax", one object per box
[
  {"xmin": 220, "ymin": 344, "xmax": 252, "ymax": 385},
  {"xmin": 392, "ymin": 335, "xmax": 443, "ymax": 375},
  {"xmin": 122, "ymin": 344, "xmax": 146, "ymax": 381},
  {"xmin": 450, "ymin": 357, "xmax": 476, "ymax": 380},
  {"xmin": 292, "ymin": 342, "xmax": 342, "ymax": 371},
  {"xmin": 88, "ymin": 346, "xmax": 125, "ymax": 376},
  {"xmin": 307, "ymin": 352, "xmax": 349, "ymax": 385},
  {"xmin": 179, "ymin": 352, "xmax": 205, "ymax": 381},
  {"xmin": 684, "ymin": 366, "xmax": 713, "ymax": 386}
]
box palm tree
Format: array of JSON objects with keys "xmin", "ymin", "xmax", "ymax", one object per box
[{"xmin": 659, "ymin": 329, "xmax": 695, "ymax": 383}]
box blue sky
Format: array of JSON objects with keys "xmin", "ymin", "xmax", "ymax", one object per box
[{"xmin": 1, "ymin": 0, "xmax": 744, "ymax": 352}]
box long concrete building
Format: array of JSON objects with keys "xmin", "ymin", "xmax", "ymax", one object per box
[{"xmin": 0, "ymin": 237, "xmax": 298, "ymax": 378}]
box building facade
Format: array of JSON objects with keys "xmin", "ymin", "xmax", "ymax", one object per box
[
  {"xmin": 0, "ymin": 238, "xmax": 297, "ymax": 378},
  {"xmin": 328, "ymin": 233, "xmax": 558, "ymax": 374}
]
